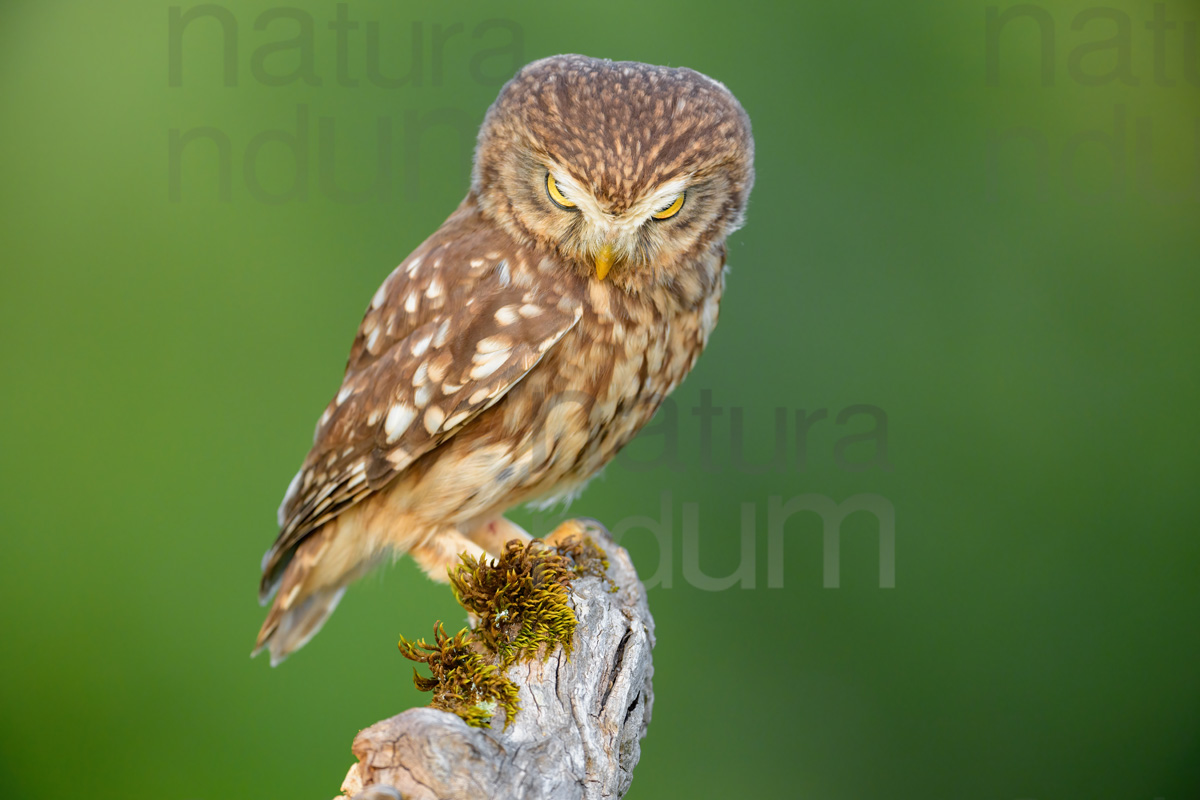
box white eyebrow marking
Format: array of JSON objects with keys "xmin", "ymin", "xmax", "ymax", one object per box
[
  {"xmin": 548, "ymin": 164, "xmax": 694, "ymax": 240},
  {"xmin": 631, "ymin": 176, "xmax": 692, "ymax": 221}
]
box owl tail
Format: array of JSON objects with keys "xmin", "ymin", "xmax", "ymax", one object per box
[
  {"xmin": 253, "ymin": 584, "xmax": 346, "ymax": 666},
  {"xmin": 253, "ymin": 523, "xmax": 508, "ymax": 664},
  {"xmin": 253, "ymin": 526, "xmax": 356, "ymax": 666}
]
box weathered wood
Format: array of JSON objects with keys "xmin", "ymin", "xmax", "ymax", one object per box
[{"xmin": 337, "ymin": 524, "xmax": 655, "ymax": 800}]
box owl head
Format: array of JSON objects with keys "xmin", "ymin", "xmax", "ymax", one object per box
[{"xmin": 472, "ymin": 55, "xmax": 755, "ymax": 292}]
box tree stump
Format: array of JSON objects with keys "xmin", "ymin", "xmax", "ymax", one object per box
[{"xmin": 336, "ymin": 522, "xmax": 655, "ymax": 800}]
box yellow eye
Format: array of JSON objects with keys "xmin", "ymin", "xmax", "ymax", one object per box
[
  {"xmin": 651, "ymin": 192, "xmax": 685, "ymax": 220},
  {"xmin": 546, "ymin": 173, "xmax": 576, "ymax": 209}
]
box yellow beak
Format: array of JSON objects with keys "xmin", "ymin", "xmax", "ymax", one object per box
[{"xmin": 595, "ymin": 244, "xmax": 615, "ymax": 281}]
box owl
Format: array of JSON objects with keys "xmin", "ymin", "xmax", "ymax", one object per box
[{"xmin": 255, "ymin": 55, "xmax": 754, "ymax": 665}]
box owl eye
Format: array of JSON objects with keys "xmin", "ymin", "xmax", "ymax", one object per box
[
  {"xmin": 545, "ymin": 173, "xmax": 577, "ymax": 210},
  {"xmin": 651, "ymin": 192, "xmax": 685, "ymax": 220}
]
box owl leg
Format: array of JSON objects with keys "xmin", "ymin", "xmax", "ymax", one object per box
[
  {"xmin": 463, "ymin": 516, "xmax": 533, "ymax": 557},
  {"xmin": 408, "ymin": 529, "xmax": 490, "ymax": 582}
]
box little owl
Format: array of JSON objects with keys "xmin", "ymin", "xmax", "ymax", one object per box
[{"xmin": 255, "ymin": 55, "xmax": 754, "ymax": 664}]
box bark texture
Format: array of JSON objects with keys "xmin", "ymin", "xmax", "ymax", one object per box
[{"xmin": 337, "ymin": 525, "xmax": 654, "ymax": 800}]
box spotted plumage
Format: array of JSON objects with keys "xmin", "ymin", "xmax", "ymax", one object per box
[{"xmin": 255, "ymin": 55, "xmax": 754, "ymax": 664}]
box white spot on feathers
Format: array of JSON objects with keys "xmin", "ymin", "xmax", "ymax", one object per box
[
  {"xmin": 432, "ymin": 320, "xmax": 452, "ymax": 348},
  {"xmin": 427, "ymin": 356, "xmax": 450, "ymax": 383},
  {"xmin": 370, "ymin": 281, "xmax": 389, "ymax": 309},
  {"xmin": 476, "ymin": 335, "xmax": 511, "ymax": 354},
  {"xmin": 470, "ymin": 350, "xmax": 509, "ymax": 379},
  {"xmin": 344, "ymin": 465, "xmax": 366, "ymax": 490},
  {"xmin": 410, "ymin": 332, "xmax": 433, "ymax": 357},
  {"xmin": 277, "ymin": 469, "xmax": 303, "ymax": 526},
  {"xmin": 495, "ymin": 305, "xmax": 518, "ymax": 325},
  {"xmin": 443, "ymin": 409, "xmax": 471, "ymax": 429},
  {"xmin": 384, "ymin": 404, "xmax": 416, "ymax": 442},
  {"xmin": 424, "ymin": 405, "xmax": 445, "ymax": 434}
]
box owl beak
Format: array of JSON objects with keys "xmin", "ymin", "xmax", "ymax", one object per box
[{"xmin": 595, "ymin": 244, "xmax": 615, "ymax": 281}]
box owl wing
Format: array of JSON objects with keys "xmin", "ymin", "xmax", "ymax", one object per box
[{"xmin": 260, "ymin": 220, "xmax": 582, "ymax": 599}]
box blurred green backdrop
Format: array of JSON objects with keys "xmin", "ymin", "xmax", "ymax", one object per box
[{"xmin": 2, "ymin": 1, "xmax": 1198, "ymax": 798}]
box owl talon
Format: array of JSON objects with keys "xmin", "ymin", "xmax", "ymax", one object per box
[{"xmin": 544, "ymin": 518, "xmax": 606, "ymax": 549}]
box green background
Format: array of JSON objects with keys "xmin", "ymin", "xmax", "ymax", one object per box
[{"xmin": 2, "ymin": 1, "xmax": 1197, "ymax": 798}]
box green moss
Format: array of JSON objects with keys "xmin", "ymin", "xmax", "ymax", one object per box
[
  {"xmin": 397, "ymin": 534, "xmax": 607, "ymax": 729},
  {"xmin": 397, "ymin": 622, "xmax": 519, "ymax": 728}
]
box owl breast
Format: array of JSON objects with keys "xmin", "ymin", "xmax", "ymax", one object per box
[
  {"xmin": 375, "ymin": 248, "xmax": 725, "ymax": 528},
  {"xmin": 493, "ymin": 254, "xmax": 724, "ymax": 509}
]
